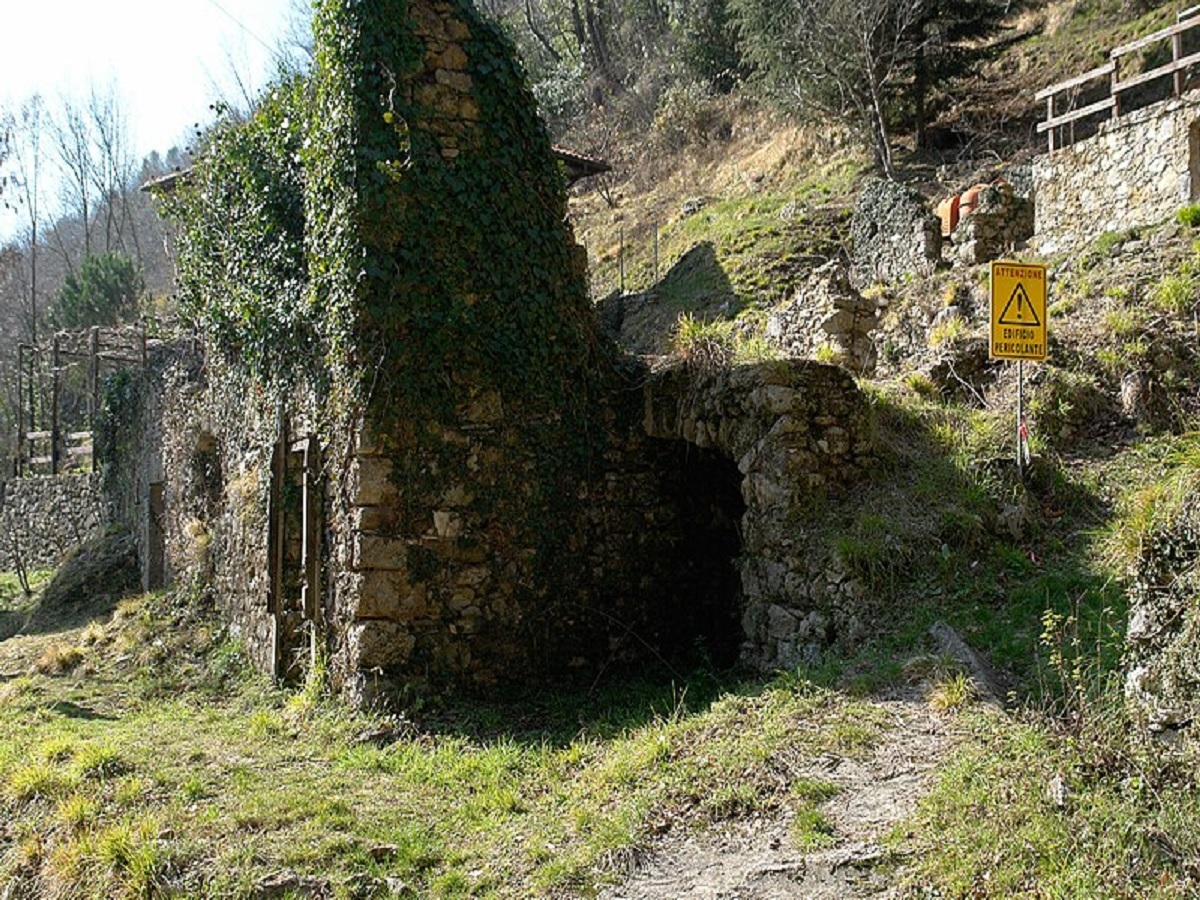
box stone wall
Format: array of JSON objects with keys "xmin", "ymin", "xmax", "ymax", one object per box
[
  {"xmin": 1125, "ymin": 489, "xmax": 1200, "ymax": 746},
  {"xmin": 765, "ymin": 261, "xmax": 881, "ymax": 374},
  {"xmin": 0, "ymin": 475, "xmax": 104, "ymax": 571},
  {"xmin": 952, "ymin": 182, "xmax": 1035, "ymax": 265},
  {"xmin": 850, "ymin": 179, "xmax": 942, "ymax": 288},
  {"xmin": 1034, "ymin": 90, "xmax": 1200, "ymax": 255},
  {"xmin": 643, "ymin": 361, "xmax": 875, "ymax": 670},
  {"xmin": 101, "ymin": 343, "xmax": 288, "ymax": 676},
  {"xmin": 121, "ymin": 0, "xmax": 877, "ymax": 702}
]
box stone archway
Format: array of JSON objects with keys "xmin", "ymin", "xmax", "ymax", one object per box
[{"xmin": 642, "ymin": 360, "xmax": 873, "ymax": 670}]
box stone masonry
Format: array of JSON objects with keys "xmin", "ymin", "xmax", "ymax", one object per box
[
  {"xmin": 643, "ymin": 362, "xmax": 874, "ymax": 670},
  {"xmin": 951, "ymin": 181, "xmax": 1035, "ymax": 265},
  {"xmin": 110, "ymin": 0, "xmax": 875, "ymax": 703},
  {"xmin": 0, "ymin": 475, "xmax": 104, "ymax": 572},
  {"xmin": 1126, "ymin": 488, "xmax": 1200, "ymax": 746},
  {"xmin": 1035, "ymin": 89, "xmax": 1200, "ymax": 254},
  {"xmin": 850, "ymin": 179, "xmax": 942, "ymax": 289},
  {"xmin": 765, "ymin": 261, "xmax": 882, "ymax": 375}
]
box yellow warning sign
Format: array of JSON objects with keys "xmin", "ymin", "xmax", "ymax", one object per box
[{"xmin": 990, "ymin": 261, "xmax": 1047, "ymax": 361}]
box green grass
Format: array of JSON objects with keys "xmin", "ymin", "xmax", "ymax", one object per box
[
  {"xmin": 0, "ymin": 590, "xmax": 889, "ymax": 897},
  {"xmin": 1101, "ymin": 429, "xmax": 1200, "ymax": 570},
  {"xmin": 8, "ymin": 297, "xmax": 1200, "ymax": 897},
  {"xmin": 589, "ymin": 153, "xmax": 861, "ymax": 337},
  {"xmin": 1177, "ymin": 203, "xmax": 1200, "ymax": 228},
  {"xmin": 1150, "ymin": 271, "xmax": 1198, "ymax": 314},
  {"xmin": 899, "ymin": 706, "xmax": 1200, "ymax": 897}
]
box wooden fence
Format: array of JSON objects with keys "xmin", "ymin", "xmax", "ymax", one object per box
[
  {"xmin": 15, "ymin": 325, "xmax": 147, "ymax": 476},
  {"xmin": 1037, "ymin": 6, "xmax": 1200, "ymax": 152}
]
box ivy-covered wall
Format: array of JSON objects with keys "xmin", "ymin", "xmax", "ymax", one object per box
[
  {"xmin": 308, "ymin": 0, "xmax": 682, "ymax": 697},
  {"xmin": 145, "ymin": 0, "xmax": 665, "ymax": 697},
  {"xmin": 130, "ymin": 0, "xmax": 875, "ymax": 701}
]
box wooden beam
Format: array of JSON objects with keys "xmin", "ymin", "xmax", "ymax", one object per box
[
  {"xmin": 1037, "ymin": 96, "xmax": 1117, "ymax": 132},
  {"xmin": 1111, "ymin": 17, "xmax": 1198, "ymax": 59},
  {"xmin": 16, "ymin": 345, "xmax": 23, "ymax": 478},
  {"xmin": 50, "ymin": 335, "xmax": 60, "ymax": 475},
  {"xmin": 1035, "ymin": 61, "xmax": 1115, "ymax": 100},
  {"xmin": 1113, "ymin": 50, "xmax": 1200, "ymax": 94}
]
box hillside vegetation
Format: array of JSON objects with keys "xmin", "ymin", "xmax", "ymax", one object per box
[{"xmin": 4, "ymin": 0, "xmax": 1200, "ymax": 896}]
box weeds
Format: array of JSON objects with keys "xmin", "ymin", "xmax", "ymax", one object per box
[
  {"xmin": 34, "ymin": 643, "xmax": 84, "ymax": 675},
  {"xmin": 1177, "ymin": 203, "xmax": 1200, "ymax": 228},
  {"xmin": 928, "ymin": 314, "xmax": 968, "ymax": 347},
  {"xmin": 671, "ymin": 312, "xmax": 784, "ymax": 368},
  {"xmin": 1150, "ymin": 271, "xmax": 1198, "ymax": 314},
  {"xmin": 672, "ymin": 312, "xmax": 734, "ymax": 369},
  {"xmin": 8, "ymin": 760, "xmax": 79, "ymax": 803},
  {"xmin": 927, "ymin": 671, "xmax": 976, "ymax": 712}
]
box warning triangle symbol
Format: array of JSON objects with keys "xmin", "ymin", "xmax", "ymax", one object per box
[{"xmin": 998, "ymin": 282, "xmax": 1041, "ymax": 327}]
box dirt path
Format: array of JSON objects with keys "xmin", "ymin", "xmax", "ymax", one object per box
[{"xmin": 599, "ymin": 690, "xmax": 954, "ymax": 899}]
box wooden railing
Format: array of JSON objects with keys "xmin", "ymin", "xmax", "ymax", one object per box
[
  {"xmin": 1037, "ymin": 7, "xmax": 1200, "ymax": 152},
  {"xmin": 15, "ymin": 325, "xmax": 147, "ymax": 477}
]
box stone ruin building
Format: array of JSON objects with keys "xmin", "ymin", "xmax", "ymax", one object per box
[
  {"xmin": 88, "ymin": 0, "xmax": 873, "ymax": 704},
  {"xmin": 5, "ymin": 3, "xmax": 1198, "ymax": 726}
]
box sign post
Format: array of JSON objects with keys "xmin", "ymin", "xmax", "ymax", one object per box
[{"xmin": 989, "ymin": 261, "xmax": 1048, "ymax": 479}]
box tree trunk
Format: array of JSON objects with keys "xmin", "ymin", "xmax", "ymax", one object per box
[
  {"xmin": 914, "ymin": 36, "xmax": 928, "ymax": 151},
  {"xmin": 524, "ymin": 0, "xmax": 562, "ymax": 64}
]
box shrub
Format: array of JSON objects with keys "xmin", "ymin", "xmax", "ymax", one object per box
[
  {"xmin": 652, "ymin": 82, "xmax": 720, "ymax": 151},
  {"xmin": 1177, "ymin": 203, "xmax": 1200, "ymax": 228},
  {"xmin": 672, "ymin": 312, "xmax": 734, "ymax": 369}
]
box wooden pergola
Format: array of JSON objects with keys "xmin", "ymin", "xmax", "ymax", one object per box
[{"xmin": 15, "ymin": 325, "xmax": 146, "ymax": 476}]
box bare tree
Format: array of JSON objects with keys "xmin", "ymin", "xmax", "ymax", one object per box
[
  {"xmin": 4, "ymin": 96, "xmax": 47, "ymax": 344},
  {"xmin": 277, "ymin": 0, "xmax": 315, "ymax": 70},
  {"xmin": 46, "ymin": 85, "xmax": 144, "ymax": 279},
  {"xmin": 85, "ymin": 85, "xmax": 139, "ymax": 260},
  {"xmin": 0, "ymin": 114, "xmax": 9, "ymax": 204},
  {"xmin": 733, "ymin": 0, "xmax": 926, "ymax": 177},
  {"xmin": 52, "ymin": 95, "xmax": 97, "ymax": 262}
]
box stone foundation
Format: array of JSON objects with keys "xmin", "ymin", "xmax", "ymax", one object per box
[{"xmin": 765, "ymin": 262, "xmax": 881, "ymax": 375}]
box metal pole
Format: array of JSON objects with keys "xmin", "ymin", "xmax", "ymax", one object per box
[
  {"xmin": 1017, "ymin": 359, "xmax": 1025, "ymax": 481},
  {"xmin": 619, "ymin": 227, "xmax": 625, "ymax": 295},
  {"xmin": 51, "ymin": 335, "xmax": 61, "ymax": 475}
]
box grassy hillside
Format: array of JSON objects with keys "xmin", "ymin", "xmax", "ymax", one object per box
[{"xmin": 5, "ymin": 1, "xmax": 1200, "ymax": 896}]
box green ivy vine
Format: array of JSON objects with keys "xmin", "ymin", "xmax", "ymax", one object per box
[{"xmin": 163, "ymin": 0, "xmax": 620, "ymax": 626}]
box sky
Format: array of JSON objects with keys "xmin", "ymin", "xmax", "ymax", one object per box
[{"xmin": 0, "ymin": 0, "xmax": 299, "ymax": 236}]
